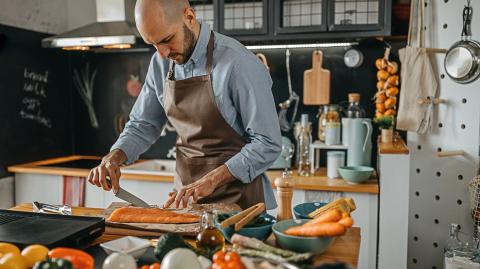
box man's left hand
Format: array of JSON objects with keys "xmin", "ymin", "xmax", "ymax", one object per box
[{"xmin": 163, "ymin": 164, "xmax": 234, "ymax": 208}]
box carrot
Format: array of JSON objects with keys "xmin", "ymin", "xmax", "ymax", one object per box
[
  {"xmin": 304, "ymin": 209, "xmax": 342, "ymax": 226},
  {"xmin": 284, "ymin": 222, "xmax": 346, "ymax": 237},
  {"xmin": 338, "ymin": 217, "xmax": 354, "ymax": 228}
]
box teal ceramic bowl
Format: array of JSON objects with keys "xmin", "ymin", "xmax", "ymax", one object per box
[
  {"xmin": 215, "ymin": 212, "xmax": 276, "ymax": 242},
  {"xmin": 293, "ymin": 202, "xmax": 327, "ymax": 219},
  {"xmin": 272, "ymin": 219, "xmax": 335, "ymax": 254},
  {"xmin": 338, "ymin": 166, "xmax": 374, "ymax": 184}
]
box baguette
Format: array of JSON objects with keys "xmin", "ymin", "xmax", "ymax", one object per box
[{"xmin": 308, "ymin": 198, "xmax": 356, "ymax": 218}]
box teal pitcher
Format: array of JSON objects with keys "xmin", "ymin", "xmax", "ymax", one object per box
[{"xmin": 346, "ymin": 118, "xmax": 372, "ymax": 167}]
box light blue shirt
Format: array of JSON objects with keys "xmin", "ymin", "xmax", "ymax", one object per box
[{"xmin": 112, "ymin": 22, "xmax": 281, "ymax": 209}]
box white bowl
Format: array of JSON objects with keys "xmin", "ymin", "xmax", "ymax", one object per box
[{"xmin": 100, "ymin": 236, "xmax": 151, "ymax": 259}]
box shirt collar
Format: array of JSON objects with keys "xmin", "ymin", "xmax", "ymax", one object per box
[{"xmin": 185, "ymin": 21, "xmax": 211, "ymax": 66}]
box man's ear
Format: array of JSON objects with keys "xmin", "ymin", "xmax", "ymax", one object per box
[{"xmin": 184, "ymin": 7, "xmax": 196, "ymax": 26}]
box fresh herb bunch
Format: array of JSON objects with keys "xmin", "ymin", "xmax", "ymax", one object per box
[{"xmin": 374, "ymin": 116, "xmax": 394, "ymax": 129}]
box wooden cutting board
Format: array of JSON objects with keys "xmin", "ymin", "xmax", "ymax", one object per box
[
  {"xmin": 303, "ymin": 50, "xmax": 330, "ymax": 105},
  {"xmin": 102, "ymin": 202, "xmax": 240, "ymax": 236}
]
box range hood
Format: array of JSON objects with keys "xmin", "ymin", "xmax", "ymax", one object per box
[{"xmin": 42, "ymin": 0, "xmax": 143, "ymax": 50}]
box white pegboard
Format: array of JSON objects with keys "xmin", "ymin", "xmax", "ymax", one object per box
[{"xmin": 407, "ymin": 0, "xmax": 480, "ymax": 268}]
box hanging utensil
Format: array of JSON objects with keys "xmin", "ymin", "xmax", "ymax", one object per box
[
  {"xmin": 444, "ymin": 0, "xmax": 480, "ymax": 84},
  {"xmin": 256, "ymin": 53, "xmax": 269, "ymax": 70},
  {"xmin": 278, "ymin": 49, "xmax": 299, "ymax": 132}
]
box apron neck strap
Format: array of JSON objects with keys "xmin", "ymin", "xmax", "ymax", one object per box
[
  {"xmin": 168, "ymin": 31, "xmax": 215, "ymax": 79},
  {"xmin": 206, "ymin": 31, "xmax": 214, "ymax": 74}
]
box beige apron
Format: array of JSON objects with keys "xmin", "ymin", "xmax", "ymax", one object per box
[{"xmin": 163, "ymin": 32, "xmax": 265, "ymax": 209}]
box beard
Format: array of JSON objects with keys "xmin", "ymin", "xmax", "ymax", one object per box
[{"xmin": 170, "ymin": 24, "xmax": 196, "ymax": 64}]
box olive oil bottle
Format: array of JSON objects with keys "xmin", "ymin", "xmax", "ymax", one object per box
[{"xmin": 196, "ymin": 211, "xmax": 225, "ymax": 255}]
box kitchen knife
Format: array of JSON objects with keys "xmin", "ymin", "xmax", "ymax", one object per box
[{"xmin": 106, "ymin": 178, "xmax": 151, "ymax": 208}]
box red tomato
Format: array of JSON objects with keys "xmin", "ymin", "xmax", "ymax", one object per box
[
  {"xmin": 226, "ymin": 261, "xmax": 245, "ymax": 269},
  {"xmin": 224, "ymin": 252, "xmax": 241, "ymax": 263},
  {"xmin": 212, "ymin": 250, "xmax": 226, "ymax": 263},
  {"xmin": 212, "ymin": 261, "xmax": 228, "ymax": 269},
  {"xmin": 139, "ymin": 266, "xmax": 149, "ymax": 269},
  {"xmin": 149, "ymin": 262, "xmax": 160, "ymax": 269}
]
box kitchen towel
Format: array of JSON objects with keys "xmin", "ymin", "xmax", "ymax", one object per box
[
  {"xmin": 63, "ymin": 176, "xmax": 86, "ymax": 207},
  {"xmin": 397, "ymin": 0, "xmax": 438, "ymax": 134}
]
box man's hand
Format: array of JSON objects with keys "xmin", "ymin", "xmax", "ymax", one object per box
[
  {"xmin": 163, "ymin": 164, "xmax": 235, "ymax": 208},
  {"xmin": 87, "ymin": 149, "xmax": 127, "ymax": 194}
]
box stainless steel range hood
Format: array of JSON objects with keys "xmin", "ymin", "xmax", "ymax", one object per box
[{"xmin": 42, "ymin": 0, "xmax": 142, "ymax": 50}]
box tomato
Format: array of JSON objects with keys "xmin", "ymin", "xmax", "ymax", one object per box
[
  {"xmin": 21, "ymin": 244, "xmax": 49, "ymax": 267},
  {"xmin": 0, "ymin": 252, "xmax": 28, "ymax": 269},
  {"xmin": 0, "ymin": 243, "xmax": 20, "ymax": 255},
  {"xmin": 212, "ymin": 261, "xmax": 228, "ymax": 269},
  {"xmin": 140, "ymin": 266, "xmax": 149, "ymax": 269},
  {"xmin": 224, "ymin": 252, "xmax": 240, "ymax": 263},
  {"xmin": 212, "ymin": 250, "xmax": 226, "ymax": 263},
  {"xmin": 226, "ymin": 261, "xmax": 244, "ymax": 269},
  {"xmin": 48, "ymin": 247, "xmax": 94, "ymax": 269},
  {"xmin": 149, "ymin": 262, "xmax": 160, "ymax": 269}
]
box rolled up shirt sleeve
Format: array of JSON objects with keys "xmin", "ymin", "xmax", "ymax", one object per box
[
  {"xmin": 225, "ymin": 56, "xmax": 282, "ymax": 183},
  {"xmin": 111, "ymin": 56, "xmax": 167, "ymax": 164}
]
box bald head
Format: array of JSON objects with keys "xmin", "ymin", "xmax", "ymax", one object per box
[
  {"xmin": 135, "ymin": 0, "xmax": 190, "ymax": 26},
  {"xmin": 134, "ymin": 0, "xmax": 200, "ymax": 64}
]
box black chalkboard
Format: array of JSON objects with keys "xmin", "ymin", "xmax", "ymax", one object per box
[{"xmin": 0, "ymin": 25, "xmax": 72, "ymax": 177}]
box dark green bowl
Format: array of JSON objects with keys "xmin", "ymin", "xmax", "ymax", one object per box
[
  {"xmin": 214, "ymin": 212, "xmax": 276, "ymax": 242},
  {"xmin": 293, "ymin": 202, "xmax": 327, "ymax": 219},
  {"xmin": 272, "ymin": 219, "xmax": 335, "ymax": 254}
]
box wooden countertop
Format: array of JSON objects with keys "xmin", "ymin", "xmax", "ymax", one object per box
[
  {"xmin": 378, "ymin": 135, "xmax": 409, "ymax": 155},
  {"xmin": 10, "ymin": 203, "xmax": 361, "ymax": 267},
  {"xmin": 8, "ymin": 155, "xmax": 378, "ymax": 194}
]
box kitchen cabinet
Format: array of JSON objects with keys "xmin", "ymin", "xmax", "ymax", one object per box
[
  {"xmin": 217, "ymin": 0, "xmax": 269, "ymax": 36},
  {"xmin": 191, "ymin": 0, "xmax": 218, "ymax": 31},
  {"xmin": 214, "ymin": 0, "xmax": 391, "ymax": 42}
]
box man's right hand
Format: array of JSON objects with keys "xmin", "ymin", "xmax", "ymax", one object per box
[{"xmin": 87, "ymin": 149, "xmax": 127, "ymax": 194}]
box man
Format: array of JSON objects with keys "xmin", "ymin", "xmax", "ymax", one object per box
[{"xmin": 87, "ymin": 0, "xmax": 281, "ymax": 210}]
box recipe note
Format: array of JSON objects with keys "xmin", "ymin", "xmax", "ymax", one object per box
[{"xmin": 19, "ymin": 67, "xmax": 52, "ymax": 128}]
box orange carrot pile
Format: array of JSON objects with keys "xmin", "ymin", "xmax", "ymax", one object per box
[{"xmin": 284, "ymin": 208, "xmax": 355, "ymax": 237}]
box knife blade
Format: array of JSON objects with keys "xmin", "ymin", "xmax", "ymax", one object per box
[{"xmin": 106, "ymin": 178, "xmax": 151, "ymax": 208}]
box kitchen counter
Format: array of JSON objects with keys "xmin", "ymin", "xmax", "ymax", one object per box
[
  {"xmin": 378, "ymin": 135, "xmax": 409, "ymax": 155},
  {"xmin": 8, "ymin": 155, "xmax": 378, "ymax": 194},
  {"xmin": 10, "ymin": 203, "xmax": 361, "ymax": 267}
]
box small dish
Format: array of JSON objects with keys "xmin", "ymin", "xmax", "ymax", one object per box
[
  {"xmin": 338, "ymin": 166, "xmax": 374, "ymax": 184},
  {"xmin": 215, "ymin": 212, "xmax": 276, "ymax": 242},
  {"xmin": 293, "ymin": 202, "xmax": 327, "ymax": 219},
  {"xmin": 100, "ymin": 236, "xmax": 151, "ymax": 259}
]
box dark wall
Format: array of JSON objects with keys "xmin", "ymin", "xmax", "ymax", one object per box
[
  {"xmin": 0, "ymin": 25, "xmax": 72, "ymax": 177},
  {"xmin": 69, "ymin": 50, "xmax": 178, "ymax": 159},
  {"xmin": 71, "ymin": 38, "xmax": 405, "ymax": 165}
]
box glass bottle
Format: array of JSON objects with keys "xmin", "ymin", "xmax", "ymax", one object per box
[
  {"xmin": 317, "ymin": 106, "xmax": 329, "ymax": 142},
  {"xmin": 346, "ymin": 93, "xmax": 366, "ymax": 118},
  {"xmin": 196, "ymin": 211, "xmax": 225, "ymax": 254},
  {"xmin": 326, "ymin": 105, "xmax": 341, "ymax": 123},
  {"xmin": 297, "ymin": 114, "xmax": 311, "ymax": 176}
]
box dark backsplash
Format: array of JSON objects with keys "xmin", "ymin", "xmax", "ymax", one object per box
[
  {"xmin": 0, "ymin": 24, "xmax": 406, "ymax": 176},
  {"xmin": 70, "ymin": 38, "xmax": 405, "ymax": 165},
  {"xmin": 0, "ymin": 25, "xmax": 73, "ymax": 177}
]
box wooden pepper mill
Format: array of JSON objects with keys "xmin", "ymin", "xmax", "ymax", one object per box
[{"xmin": 275, "ymin": 170, "xmax": 294, "ymax": 221}]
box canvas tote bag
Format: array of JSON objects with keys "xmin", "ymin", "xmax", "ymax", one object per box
[{"xmin": 397, "ymin": 0, "xmax": 438, "ymax": 133}]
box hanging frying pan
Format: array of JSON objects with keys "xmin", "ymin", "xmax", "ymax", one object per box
[{"xmin": 444, "ymin": 1, "xmax": 480, "ymax": 84}]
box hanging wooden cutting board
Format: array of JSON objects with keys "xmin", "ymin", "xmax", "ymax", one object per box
[{"xmin": 303, "ymin": 50, "xmax": 330, "ymax": 105}]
